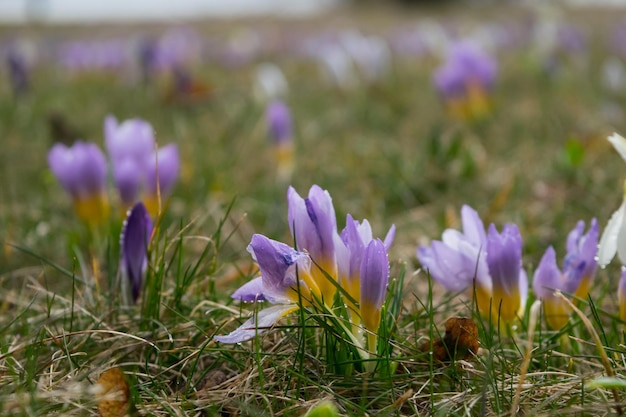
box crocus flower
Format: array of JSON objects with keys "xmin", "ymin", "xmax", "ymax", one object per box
[
  {"xmin": 266, "ymin": 100, "xmax": 294, "ymax": 183},
  {"xmin": 359, "ymin": 239, "xmax": 390, "ymax": 351},
  {"xmin": 48, "ymin": 141, "xmax": 109, "ymax": 226},
  {"xmin": 120, "ymin": 202, "xmax": 153, "ymax": 304},
  {"xmin": 433, "ymin": 40, "xmax": 497, "ymax": 120},
  {"xmin": 336, "ymin": 214, "xmax": 395, "ymax": 326},
  {"xmin": 417, "ymin": 205, "xmax": 527, "ymax": 325},
  {"xmin": 288, "ymin": 185, "xmax": 340, "ymax": 306},
  {"xmin": 216, "ymin": 185, "xmax": 396, "ymax": 353},
  {"xmin": 104, "ymin": 115, "xmax": 180, "ymax": 216},
  {"xmin": 214, "ymin": 234, "xmax": 315, "ymax": 343},
  {"xmin": 598, "ymin": 133, "xmax": 626, "ymax": 267},
  {"xmin": 532, "ymin": 219, "xmax": 598, "ymax": 329}
]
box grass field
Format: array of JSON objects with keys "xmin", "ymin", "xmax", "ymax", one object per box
[{"xmin": 3, "ymin": 3, "xmax": 626, "ymax": 416}]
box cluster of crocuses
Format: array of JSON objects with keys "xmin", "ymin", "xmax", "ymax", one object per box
[
  {"xmin": 413, "ymin": 131, "xmax": 626, "ymax": 331},
  {"xmin": 48, "ymin": 115, "xmax": 180, "ymax": 226},
  {"xmin": 417, "ymin": 204, "xmax": 599, "ymax": 330},
  {"xmin": 215, "ymin": 185, "xmax": 395, "ymax": 358}
]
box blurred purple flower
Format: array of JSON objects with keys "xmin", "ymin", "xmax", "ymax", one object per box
[
  {"xmin": 48, "ymin": 141, "xmax": 109, "ymax": 225},
  {"xmin": 120, "ymin": 202, "xmax": 153, "ymax": 304},
  {"xmin": 532, "ymin": 219, "xmax": 598, "ymax": 329},
  {"xmin": 433, "ymin": 40, "xmax": 497, "ymax": 119},
  {"xmin": 104, "ymin": 115, "xmax": 179, "ymax": 215},
  {"xmin": 266, "ymin": 100, "xmax": 292, "ymax": 145},
  {"xmin": 6, "ymin": 47, "xmax": 29, "ymax": 96},
  {"xmin": 58, "ymin": 40, "xmax": 128, "ymax": 73}
]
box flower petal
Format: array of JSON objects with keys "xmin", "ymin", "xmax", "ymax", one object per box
[
  {"xmin": 597, "ymin": 200, "xmax": 626, "ymax": 267},
  {"xmin": 213, "ymin": 304, "xmax": 299, "ymax": 344},
  {"xmin": 231, "ymin": 276, "xmax": 266, "ymax": 302},
  {"xmin": 608, "ymin": 132, "xmax": 626, "ymax": 163},
  {"xmin": 532, "ymin": 246, "xmax": 562, "ymax": 299}
]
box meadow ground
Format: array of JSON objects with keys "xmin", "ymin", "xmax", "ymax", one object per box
[{"xmin": 2, "ymin": 2, "xmax": 626, "ymax": 416}]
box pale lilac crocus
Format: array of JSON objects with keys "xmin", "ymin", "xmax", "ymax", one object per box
[
  {"xmin": 532, "ymin": 219, "xmax": 598, "ymax": 329},
  {"xmin": 288, "ymin": 185, "xmax": 340, "ymax": 306},
  {"xmin": 48, "ymin": 141, "xmax": 110, "ymax": 225},
  {"xmin": 104, "ymin": 115, "xmax": 180, "ymax": 216},
  {"xmin": 120, "ymin": 202, "xmax": 153, "ymax": 304},
  {"xmin": 417, "ymin": 205, "xmax": 527, "ymax": 325}
]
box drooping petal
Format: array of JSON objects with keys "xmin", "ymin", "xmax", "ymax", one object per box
[
  {"xmin": 231, "ymin": 276, "xmax": 266, "ymax": 302},
  {"xmin": 214, "ymin": 304, "xmax": 299, "ymax": 344},
  {"xmin": 120, "ymin": 202, "xmax": 153, "ymax": 303}
]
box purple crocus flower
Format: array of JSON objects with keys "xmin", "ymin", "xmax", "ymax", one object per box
[
  {"xmin": 287, "ymin": 185, "xmax": 340, "ymax": 306},
  {"xmin": 336, "ymin": 214, "xmax": 395, "ymax": 322},
  {"xmin": 120, "ymin": 202, "xmax": 153, "ymax": 304},
  {"xmin": 417, "ymin": 205, "xmax": 527, "ymax": 324},
  {"xmin": 484, "ymin": 224, "xmax": 527, "ymax": 324},
  {"xmin": 48, "ymin": 141, "xmax": 109, "ymax": 225},
  {"xmin": 532, "ymin": 219, "xmax": 598, "ymax": 329},
  {"xmin": 360, "ymin": 239, "xmax": 390, "ymax": 350}
]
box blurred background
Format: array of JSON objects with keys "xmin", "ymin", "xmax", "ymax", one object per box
[{"xmin": 0, "ymin": 0, "xmax": 623, "ymax": 24}]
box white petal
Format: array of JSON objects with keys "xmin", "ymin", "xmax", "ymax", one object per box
[
  {"xmin": 213, "ymin": 304, "xmax": 298, "ymax": 344},
  {"xmin": 598, "ymin": 201, "xmax": 626, "ymax": 266},
  {"xmin": 608, "ymin": 133, "xmax": 626, "ymax": 163}
]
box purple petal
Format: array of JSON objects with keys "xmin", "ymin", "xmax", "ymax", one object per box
[
  {"xmin": 231, "ymin": 276, "xmax": 266, "ymax": 302},
  {"xmin": 247, "ymin": 234, "xmax": 311, "ymax": 304},
  {"xmin": 360, "ymin": 239, "xmax": 389, "ymax": 310},
  {"xmin": 113, "ymin": 158, "xmax": 143, "ymax": 205},
  {"xmin": 383, "ymin": 224, "xmax": 396, "ymax": 251},
  {"xmin": 486, "ymin": 223, "xmax": 522, "ymax": 296},
  {"xmin": 146, "ymin": 144, "xmax": 180, "ymax": 196},
  {"xmin": 105, "ymin": 116, "xmax": 156, "ymax": 163},
  {"xmin": 532, "ymin": 246, "xmax": 562, "ymax": 299},
  {"xmin": 120, "ymin": 202, "xmax": 153, "ymax": 303},
  {"xmin": 461, "ymin": 205, "xmax": 487, "ymax": 247}
]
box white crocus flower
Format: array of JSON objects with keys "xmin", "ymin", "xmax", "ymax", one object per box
[{"xmin": 598, "ymin": 132, "xmax": 626, "ymax": 267}]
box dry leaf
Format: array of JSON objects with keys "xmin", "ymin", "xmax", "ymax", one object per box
[
  {"xmin": 421, "ymin": 317, "xmax": 479, "ymax": 362},
  {"xmin": 96, "ymin": 367, "xmax": 130, "ymax": 417}
]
